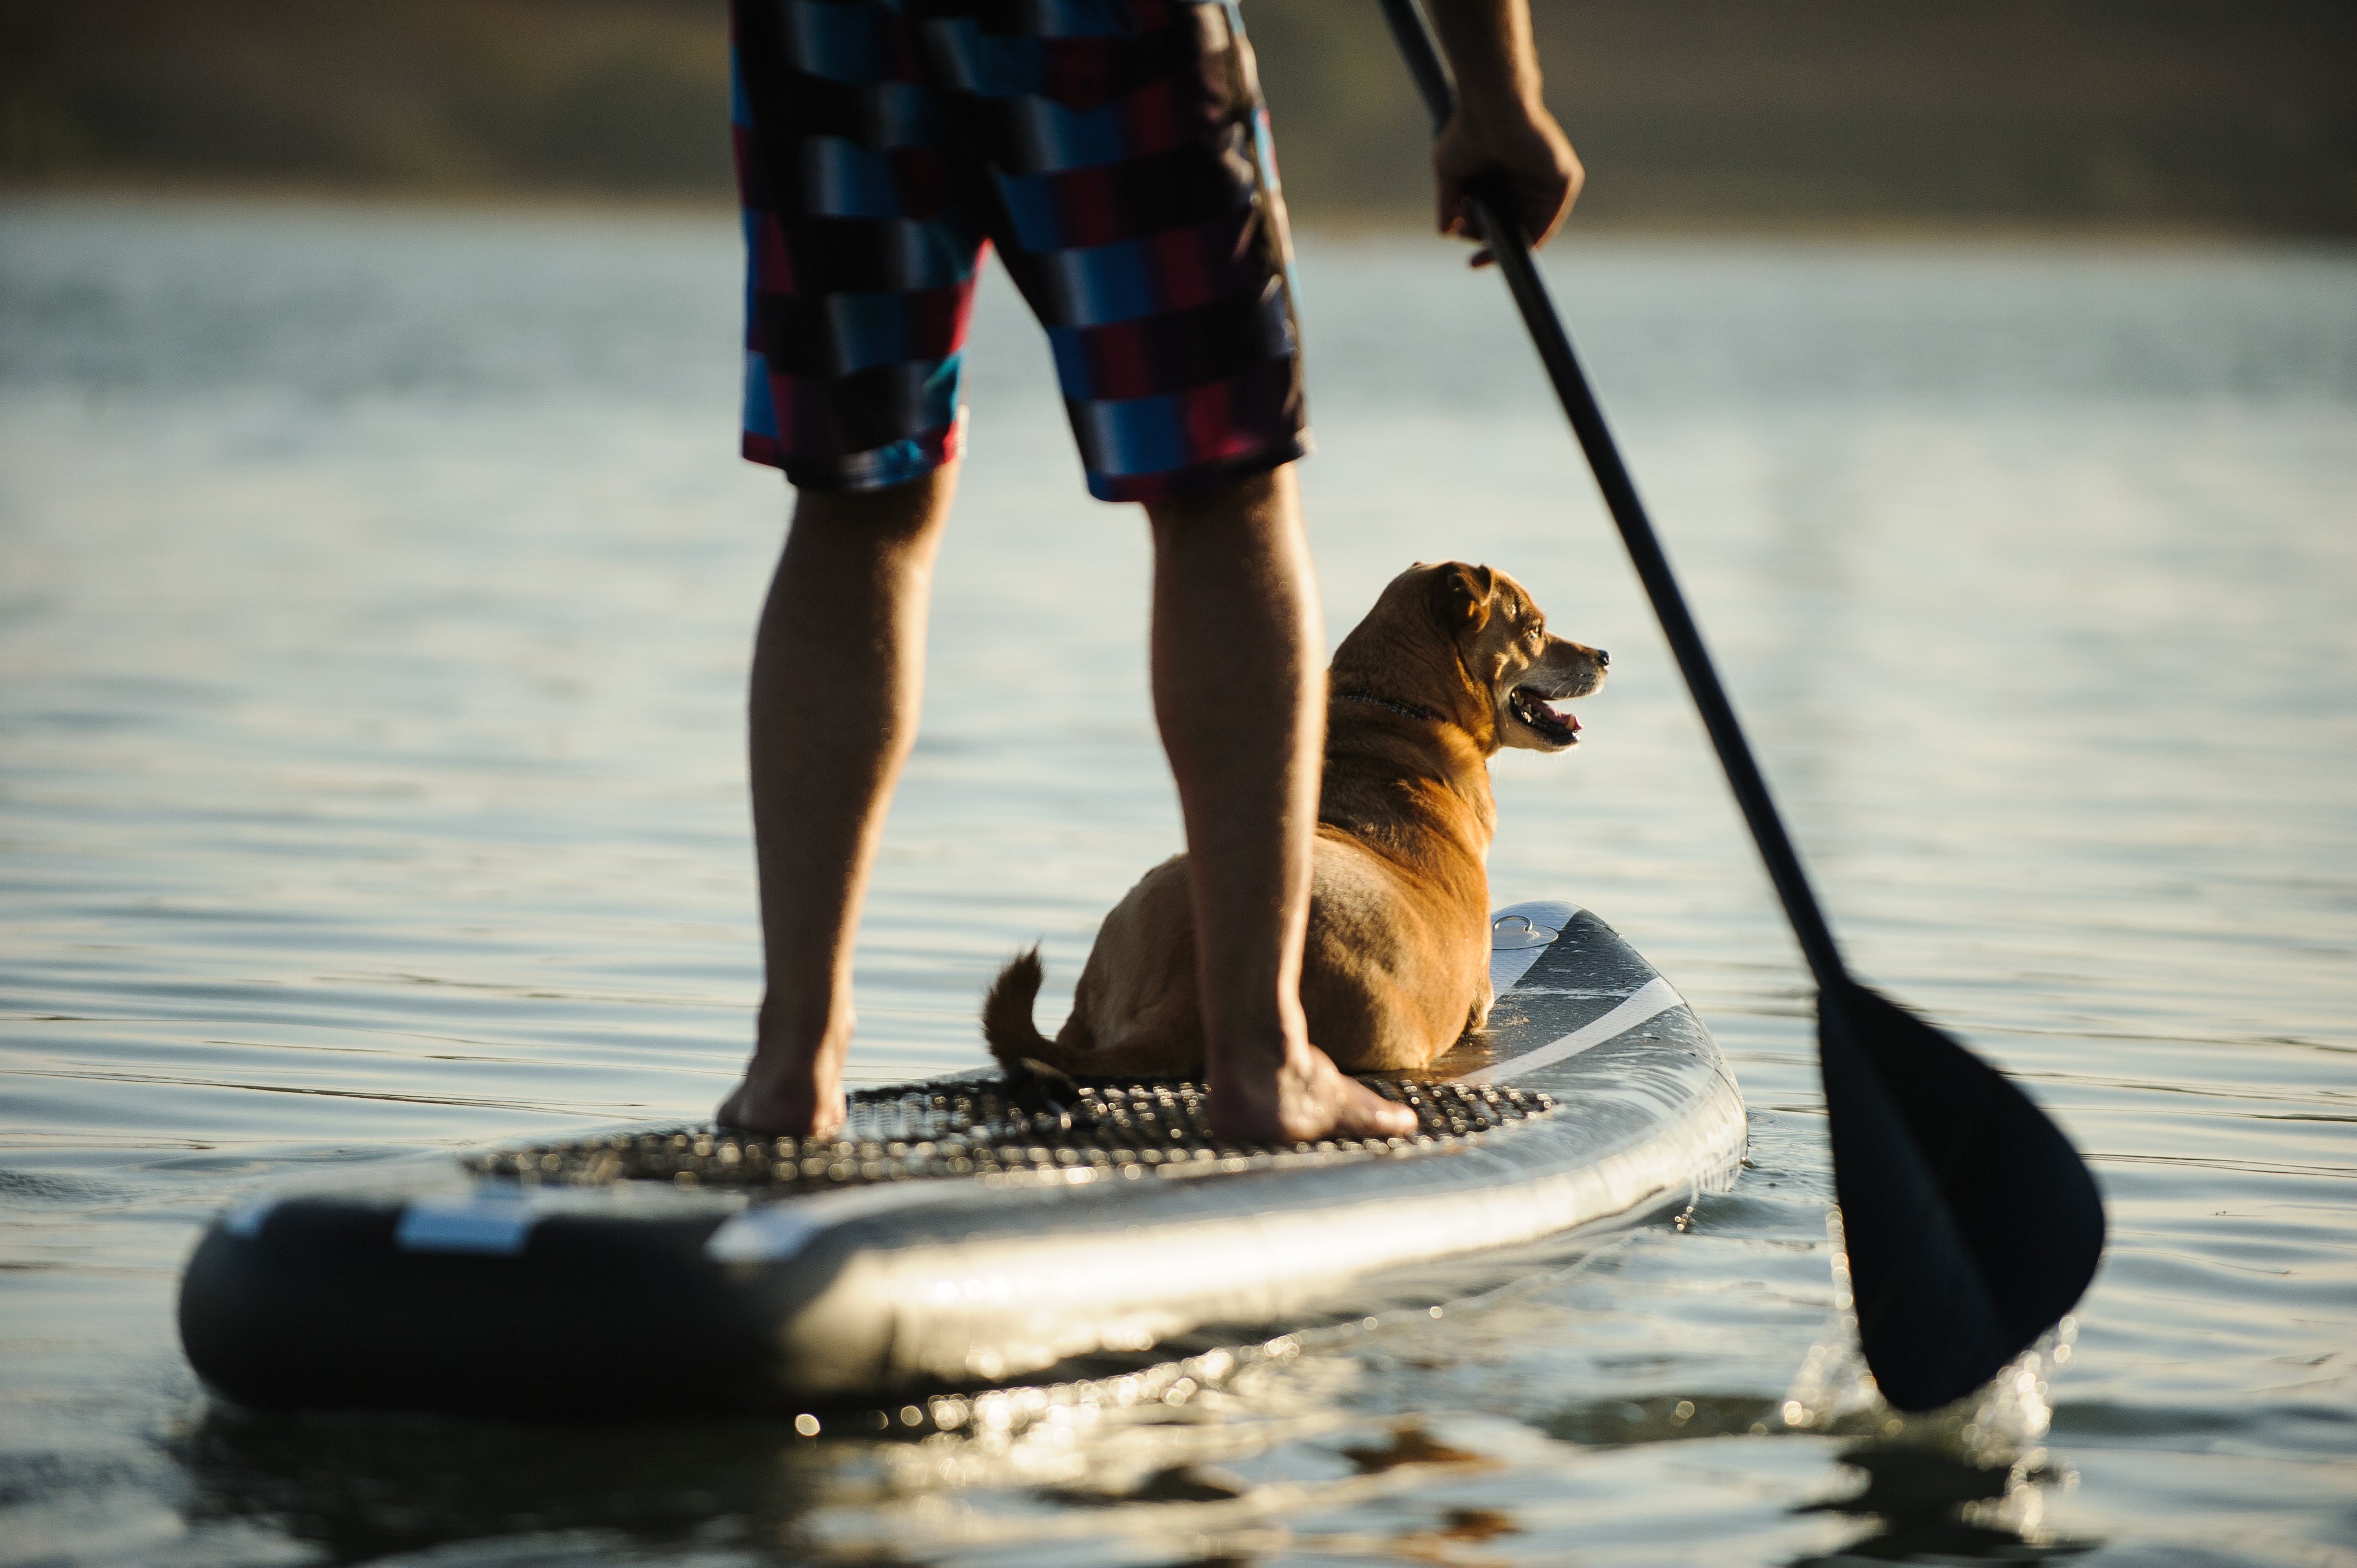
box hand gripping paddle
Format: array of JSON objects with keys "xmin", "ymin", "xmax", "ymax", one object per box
[{"xmin": 1377, "ymin": 0, "xmax": 2104, "ymax": 1412}]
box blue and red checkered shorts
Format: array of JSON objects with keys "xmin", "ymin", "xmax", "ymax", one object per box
[{"xmin": 731, "ymin": 0, "xmax": 1309, "ymax": 503}]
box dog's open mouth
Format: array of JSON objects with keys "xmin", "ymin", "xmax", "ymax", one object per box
[{"xmin": 1509, "ymin": 686, "xmax": 1581, "ymax": 744}]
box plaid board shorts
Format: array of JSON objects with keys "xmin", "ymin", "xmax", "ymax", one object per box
[{"xmin": 731, "ymin": 0, "xmax": 1310, "ymax": 503}]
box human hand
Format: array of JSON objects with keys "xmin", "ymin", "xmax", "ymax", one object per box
[{"xmin": 1433, "ymin": 99, "xmax": 1582, "ymax": 267}]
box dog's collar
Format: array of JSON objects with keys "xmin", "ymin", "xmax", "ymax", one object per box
[{"xmin": 1334, "ymin": 690, "xmax": 1447, "ymax": 724}]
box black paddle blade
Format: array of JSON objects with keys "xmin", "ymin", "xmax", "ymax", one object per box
[{"xmin": 1819, "ymin": 978, "xmax": 2105, "ymax": 1413}]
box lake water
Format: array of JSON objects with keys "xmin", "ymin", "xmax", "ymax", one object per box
[{"xmin": 1, "ymin": 198, "xmax": 2351, "ymax": 1566}]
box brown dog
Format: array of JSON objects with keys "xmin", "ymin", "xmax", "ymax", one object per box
[{"xmin": 983, "ymin": 562, "xmax": 1606, "ymax": 1079}]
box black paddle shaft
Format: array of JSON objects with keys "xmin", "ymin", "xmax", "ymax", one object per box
[{"xmin": 1377, "ymin": 0, "xmax": 2105, "ymax": 1413}]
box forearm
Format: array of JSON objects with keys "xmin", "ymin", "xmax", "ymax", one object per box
[{"xmin": 1422, "ymin": 0, "xmax": 1546, "ymax": 123}]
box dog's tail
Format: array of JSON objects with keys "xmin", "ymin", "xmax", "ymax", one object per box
[
  {"xmin": 983, "ymin": 947, "xmax": 1084, "ymax": 1079},
  {"xmin": 985, "ymin": 946, "xmax": 1202, "ymax": 1081}
]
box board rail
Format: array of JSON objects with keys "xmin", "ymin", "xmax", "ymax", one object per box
[{"xmin": 179, "ymin": 902, "xmax": 1746, "ymax": 1415}]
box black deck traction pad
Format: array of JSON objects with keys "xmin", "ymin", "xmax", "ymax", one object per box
[{"xmin": 465, "ymin": 1076, "xmax": 1558, "ymax": 1192}]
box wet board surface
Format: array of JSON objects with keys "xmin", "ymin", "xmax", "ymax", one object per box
[{"xmin": 177, "ymin": 902, "xmax": 1747, "ymax": 1416}]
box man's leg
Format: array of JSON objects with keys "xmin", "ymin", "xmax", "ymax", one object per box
[
  {"xmin": 718, "ymin": 463, "xmax": 958, "ymax": 1137},
  {"xmin": 1144, "ymin": 466, "xmax": 1419, "ymax": 1143}
]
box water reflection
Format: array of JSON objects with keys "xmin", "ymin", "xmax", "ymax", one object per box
[
  {"xmin": 172, "ymin": 1386, "xmax": 2092, "ymax": 1566},
  {"xmin": 177, "ymin": 1409, "xmax": 820, "ymax": 1562},
  {"xmin": 1791, "ymin": 1443, "xmax": 2089, "ymax": 1564}
]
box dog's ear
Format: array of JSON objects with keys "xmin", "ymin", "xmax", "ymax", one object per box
[{"xmin": 1428, "ymin": 563, "xmax": 1496, "ymax": 633}]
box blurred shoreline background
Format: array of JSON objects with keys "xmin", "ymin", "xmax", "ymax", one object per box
[{"xmin": 3, "ymin": 0, "xmax": 2352, "ymax": 234}]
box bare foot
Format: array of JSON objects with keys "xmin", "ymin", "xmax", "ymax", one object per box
[
  {"xmin": 1208, "ymin": 1042, "xmax": 1420, "ymax": 1143},
  {"xmin": 715, "ymin": 1041, "xmax": 846, "ymax": 1139}
]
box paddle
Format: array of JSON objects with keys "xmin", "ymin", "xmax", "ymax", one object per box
[{"xmin": 1376, "ymin": 0, "xmax": 2105, "ymax": 1413}]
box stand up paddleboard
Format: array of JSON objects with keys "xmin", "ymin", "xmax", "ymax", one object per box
[{"xmin": 179, "ymin": 902, "xmax": 1745, "ymax": 1416}]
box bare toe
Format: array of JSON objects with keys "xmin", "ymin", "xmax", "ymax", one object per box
[{"xmin": 1328, "ymin": 1076, "xmax": 1419, "ymax": 1140}]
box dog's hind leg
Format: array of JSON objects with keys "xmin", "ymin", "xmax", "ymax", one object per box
[{"xmin": 1469, "ymin": 970, "xmax": 1495, "ymax": 1033}]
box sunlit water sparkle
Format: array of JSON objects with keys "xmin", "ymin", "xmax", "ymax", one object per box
[{"xmin": 2, "ymin": 199, "xmax": 2352, "ymax": 1566}]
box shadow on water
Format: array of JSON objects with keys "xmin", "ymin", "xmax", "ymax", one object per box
[{"xmin": 1546, "ymin": 1390, "xmax": 1782, "ymax": 1445}]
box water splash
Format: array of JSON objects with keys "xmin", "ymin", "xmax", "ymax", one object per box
[
  {"xmin": 1778, "ymin": 1207, "xmax": 2081, "ymax": 1459},
  {"xmin": 1773, "ymin": 1212, "xmax": 2091, "ymax": 1554}
]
